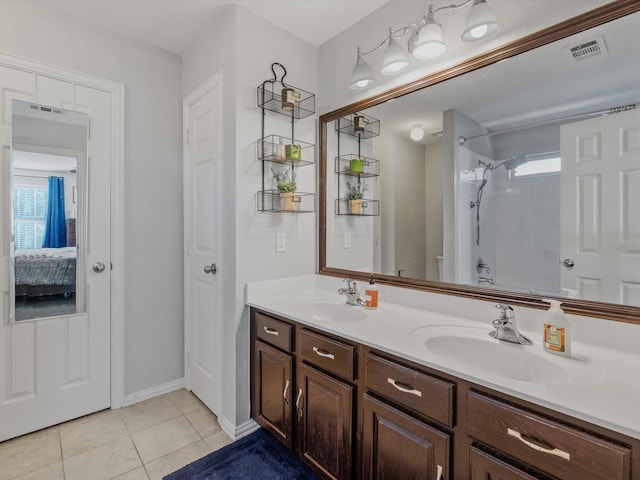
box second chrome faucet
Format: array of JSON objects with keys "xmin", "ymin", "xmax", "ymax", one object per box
[
  {"xmin": 338, "ymin": 279, "xmax": 366, "ymax": 306},
  {"xmin": 489, "ymin": 303, "xmax": 532, "ymax": 345}
]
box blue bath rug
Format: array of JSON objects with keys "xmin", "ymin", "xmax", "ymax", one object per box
[{"xmin": 163, "ymin": 428, "xmax": 320, "ymax": 479}]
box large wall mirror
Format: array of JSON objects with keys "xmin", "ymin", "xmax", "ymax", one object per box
[
  {"xmin": 10, "ymin": 100, "xmax": 87, "ymax": 322},
  {"xmin": 320, "ymin": 2, "xmax": 640, "ymax": 323}
]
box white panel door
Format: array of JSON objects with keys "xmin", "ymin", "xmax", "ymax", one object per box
[
  {"xmin": 184, "ymin": 74, "xmax": 223, "ymax": 416},
  {"xmin": 0, "ymin": 68, "xmax": 111, "ymax": 441},
  {"xmin": 560, "ymin": 108, "xmax": 640, "ymax": 305}
]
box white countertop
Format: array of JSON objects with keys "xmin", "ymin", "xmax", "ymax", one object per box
[{"xmin": 246, "ymin": 274, "xmax": 640, "ymax": 440}]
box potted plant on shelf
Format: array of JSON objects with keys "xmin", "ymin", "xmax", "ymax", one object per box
[
  {"xmin": 345, "ymin": 181, "xmax": 367, "ymax": 215},
  {"xmin": 273, "ymin": 168, "xmax": 298, "ymax": 211}
]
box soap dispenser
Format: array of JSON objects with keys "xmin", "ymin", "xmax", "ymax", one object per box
[
  {"xmin": 364, "ymin": 275, "xmax": 378, "ymax": 309},
  {"xmin": 542, "ymin": 299, "xmax": 571, "ymax": 356}
]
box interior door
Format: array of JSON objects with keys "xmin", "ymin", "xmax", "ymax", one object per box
[
  {"xmin": 560, "ymin": 108, "xmax": 640, "ymax": 305},
  {"xmin": 184, "ymin": 74, "xmax": 223, "ymax": 416},
  {"xmin": 0, "ymin": 68, "xmax": 112, "ymax": 441}
]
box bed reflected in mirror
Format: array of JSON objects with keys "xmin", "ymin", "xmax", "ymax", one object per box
[{"xmin": 10, "ymin": 100, "xmax": 87, "ymax": 322}]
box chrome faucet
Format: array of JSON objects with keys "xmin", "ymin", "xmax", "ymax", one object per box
[
  {"xmin": 338, "ymin": 279, "xmax": 366, "ymax": 306},
  {"xmin": 489, "ymin": 304, "xmax": 532, "ymax": 345}
]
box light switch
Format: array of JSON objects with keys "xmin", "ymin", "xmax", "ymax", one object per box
[
  {"xmin": 344, "ymin": 232, "xmax": 351, "ymax": 249},
  {"xmin": 276, "ymin": 232, "xmax": 287, "ymax": 252}
]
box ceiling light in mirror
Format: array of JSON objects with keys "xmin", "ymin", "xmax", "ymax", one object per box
[{"xmin": 410, "ymin": 125, "xmax": 425, "ymax": 141}]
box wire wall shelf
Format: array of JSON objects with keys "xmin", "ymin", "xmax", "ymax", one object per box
[
  {"xmin": 335, "ymin": 112, "xmax": 380, "ymax": 139},
  {"xmin": 258, "ymin": 135, "xmax": 315, "ymax": 166},
  {"xmin": 257, "ymin": 190, "xmax": 315, "ymax": 214},
  {"xmin": 335, "ymin": 154, "xmax": 379, "ymax": 177},
  {"xmin": 335, "ymin": 198, "xmax": 380, "ymax": 216},
  {"xmin": 257, "ymin": 82, "xmax": 315, "ymax": 120}
]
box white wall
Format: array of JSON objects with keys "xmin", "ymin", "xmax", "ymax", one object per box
[
  {"xmin": 326, "ymin": 124, "xmax": 376, "ymax": 273},
  {"xmin": 183, "ymin": 5, "xmax": 317, "ymax": 430},
  {"xmin": 0, "ymin": 2, "xmax": 185, "ymax": 396},
  {"xmin": 425, "ymin": 141, "xmax": 443, "ymax": 282},
  {"xmin": 375, "ymin": 131, "xmax": 425, "ymax": 279}
]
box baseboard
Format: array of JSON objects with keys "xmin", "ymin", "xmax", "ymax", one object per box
[
  {"xmin": 122, "ymin": 378, "xmax": 185, "ymax": 407},
  {"xmin": 219, "ymin": 416, "xmax": 260, "ymax": 441}
]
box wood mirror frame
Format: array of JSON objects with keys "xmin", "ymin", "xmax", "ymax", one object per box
[{"xmin": 319, "ymin": 1, "xmax": 640, "ymax": 325}]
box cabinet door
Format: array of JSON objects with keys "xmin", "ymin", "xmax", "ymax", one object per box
[
  {"xmin": 253, "ymin": 341, "xmax": 293, "ymax": 448},
  {"xmin": 470, "ymin": 447, "xmax": 543, "ymax": 480},
  {"xmin": 297, "ymin": 362, "xmax": 353, "ymax": 480},
  {"xmin": 362, "ymin": 394, "xmax": 450, "ymax": 480}
]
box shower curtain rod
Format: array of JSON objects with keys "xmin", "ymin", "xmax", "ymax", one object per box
[{"xmin": 458, "ymin": 102, "xmax": 639, "ymax": 145}]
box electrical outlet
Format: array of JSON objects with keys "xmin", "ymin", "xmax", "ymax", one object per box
[
  {"xmin": 276, "ymin": 232, "xmax": 287, "ymax": 252},
  {"xmin": 344, "ymin": 232, "xmax": 351, "ymax": 249}
]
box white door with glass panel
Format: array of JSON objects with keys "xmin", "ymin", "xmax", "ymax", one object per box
[
  {"xmin": 560, "ymin": 108, "xmax": 640, "ymax": 305},
  {"xmin": 183, "ymin": 74, "xmax": 223, "ymax": 417},
  {"xmin": 0, "ymin": 66, "xmax": 112, "ymax": 441}
]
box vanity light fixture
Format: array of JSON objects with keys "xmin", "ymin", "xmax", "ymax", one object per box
[{"xmin": 350, "ymin": 0, "xmax": 500, "ymax": 89}]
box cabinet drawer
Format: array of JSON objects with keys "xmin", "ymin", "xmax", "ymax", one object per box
[
  {"xmin": 299, "ymin": 329, "xmax": 355, "ymax": 380},
  {"xmin": 365, "ymin": 353, "xmax": 454, "ymax": 427},
  {"xmin": 254, "ymin": 311, "xmax": 293, "ymax": 353},
  {"xmin": 467, "ymin": 391, "xmax": 631, "ymax": 480}
]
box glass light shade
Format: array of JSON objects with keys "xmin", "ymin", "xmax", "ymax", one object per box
[
  {"xmin": 410, "ymin": 126, "xmax": 425, "ymax": 141},
  {"xmin": 381, "ymin": 39, "xmax": 410, "ymax": 75},
  {"xmin": 462, "ymin": 0, "xmax": 500, "ymax": 41},
  {"xmin": 413, "ymin": 20, "xmax": 447, "ymax": 60},
  {"xmin": 350, "ymin": 56, "xmax": 375, "ymax": 89}
]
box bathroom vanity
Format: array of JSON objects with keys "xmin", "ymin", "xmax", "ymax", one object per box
[{"xmin": 247, "ymin": 276, "xmax": 640, "ymax": 480}]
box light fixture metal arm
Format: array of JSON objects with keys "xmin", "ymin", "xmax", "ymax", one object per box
[
  {"xmin": 359, "ymin": 24, "xmax": 421, "ymax": 58},
  {"xmin": 431, "ymin": 0, "xmax": 474, "ymax": 16}
]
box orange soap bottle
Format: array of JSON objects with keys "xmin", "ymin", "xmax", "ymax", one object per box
[{"xmin": 365, "ymin": 275, "xmax": 378, "ymax": 309}]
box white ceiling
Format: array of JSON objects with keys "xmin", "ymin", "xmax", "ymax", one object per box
[{"xmin": 32, "ymin": 0, "xmax": 390, "ymax": 53}]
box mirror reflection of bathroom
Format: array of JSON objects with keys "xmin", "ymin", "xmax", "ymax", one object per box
[{"xmin": 10, "ymin": 100, "xmax": 87, "ymax": 322}]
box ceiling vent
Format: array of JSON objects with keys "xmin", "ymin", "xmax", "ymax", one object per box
[
  {"xmin": 567, "ymin": 35, "xmax": 607, "ymax": 61},
  {"xmin": 429, "ymin": 130, "xmax": 444, "ymax": 138}
]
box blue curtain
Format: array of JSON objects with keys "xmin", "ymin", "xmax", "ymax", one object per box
[{"xmin": 42, "ymin": 176, "xmax": 66, "ymax": 248}]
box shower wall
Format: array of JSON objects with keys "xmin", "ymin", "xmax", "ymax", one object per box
[{"xmin": 488, "ymin": 170, "xmax": 561, "ymax": 295}]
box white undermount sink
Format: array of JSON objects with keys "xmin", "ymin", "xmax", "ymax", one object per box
[
  {"xmin": 301, "ymin": 302, "xmax": 367, "ymax": 323},
  {"xmin": 412, "ymin": 325, "xmax": 603, "ymax": 386}
]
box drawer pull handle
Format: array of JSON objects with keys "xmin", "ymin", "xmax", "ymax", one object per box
[
  {"xmin": 296, "ymin": 388, "xmax": 304, "ymax": 418},
  {"xmin": 436, "ymin": 465, "xmax": 443, "ymax": 480},
  {"xmin": 313, "ymin": 347, "xmax": 335, "ymax": 360},
  {"xmin": 263, "ymin": 326, "xmax": 279, "ymax": 336},
  {"xmin": 283, "ymin": 380, "xmax": 290, "ymax": 405},
  {"xmin": 387, "ymin": 378, "xmax": 423, "ymax": 397},
  {"xmin": 507, "ymin": 428, "xmax": 571, "ymax": 461}
]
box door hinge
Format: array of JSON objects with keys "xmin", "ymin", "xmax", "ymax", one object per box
[
  {"xmin": 185, "ymin": 129, "xmax": 190, "ymax": 145},
  {"xmin": 187, "ymin": 352, "xmax": 192, "ymax": 366}
]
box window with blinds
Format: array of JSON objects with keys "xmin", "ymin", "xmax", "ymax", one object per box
[{"xmin": 13, "ymin": 184, "xmax": 48, "ymax": 250}]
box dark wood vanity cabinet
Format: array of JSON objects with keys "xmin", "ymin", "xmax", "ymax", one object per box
[
  {"xmin": 250, "ymin": 308, "xmax": 638, "ymax": 480},
  {"xmin": 297, "ymin": 362, "xmax": 353, "ymax": 479},
  {"xmin": 469, "ymin": 447, "xmax": 543, "ymax": 480},
  {"xmin": 252, "ymin": 312, "xmax": 294, "ymax": 448},
  {"xmin": 362, "ymin": 394, "xmax": 450, "ymax": 479}
]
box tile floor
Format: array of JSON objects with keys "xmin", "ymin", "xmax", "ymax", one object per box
[{"xmin": 0, "ymin": 389, "xmax": 233, "ymax": 480}]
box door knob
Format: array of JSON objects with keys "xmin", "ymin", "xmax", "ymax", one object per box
[
  {"xmin": 93, "ymin": 262, "xmax": 106, "ymax": 273},
  {"xmin": 203, "ymin": 263, "xmax": 217, "ymax": 275},
  {"xmin": 561, "ymin": 258, "xmax": 575, "ymax": 269}
]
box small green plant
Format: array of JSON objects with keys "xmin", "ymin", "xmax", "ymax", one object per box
[
  {"xmin": 272, "ymin": 168, "xmax": 296, "ymax": 193},
  {"xmin": 277, "ymin": 180, "xmax": 297, "ymax": 192},
  {"xmin": 345, "ymin": 181, "xmax": 367, "ymax": 200}
]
